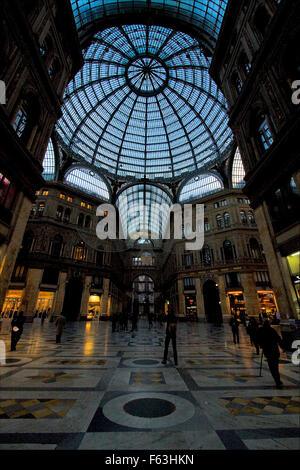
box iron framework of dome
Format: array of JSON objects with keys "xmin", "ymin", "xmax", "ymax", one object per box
[{"xmin": 57, "ymin": 23, "xmax": 233, "ymax": 182}]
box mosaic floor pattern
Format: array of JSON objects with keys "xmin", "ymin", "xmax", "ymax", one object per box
[{"xmin": 0, "ymin": 319, "xmax": 299, "ymax": 450}]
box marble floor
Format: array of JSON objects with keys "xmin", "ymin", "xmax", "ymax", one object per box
[{"xmin": 0, "ymin": 318, "xmax": 299, "ymax": 450}]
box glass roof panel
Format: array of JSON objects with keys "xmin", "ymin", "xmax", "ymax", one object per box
[
  {"xmin": 116, "ymin": 184, "xmax": 172, "ymax": 239},
  {"xmin": 42, "ymin": 139, "xmax": 55, "ymax": 181},
  {"xmin": 57, "ymin": 24, "xmax": 233, "ymax": 182},
  {"xmin": 71, "ymin": 1, "xmax": 228, "ymax": 47},
  {"xmin": 232, "ymin": 148, "xmax": 246, "ymax": 189},
  {"xmin": 179, "ymin": 172, "xmax": 224, "ymax": 202},
  {"xmin": 64, "ymin": 167, "xmax": 110, "ymax": 200}
]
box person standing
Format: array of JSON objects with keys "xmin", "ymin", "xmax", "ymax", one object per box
[
  {"xmin": 247, "ymin": 317, "xmax": 260, "ymax": 354},
  {"xmin": 162, "ymin": 311, "xmax": 178, "ymax": 366},
  {"xmin": 255, "ymin": 320, "xmax": 284, "ymax": 389},
  {"xmin": 229, "ymin": 314, "xmax": 240, "ymax": 344},
  {"xmin": 10, "ymin": 311, "xmax": 25, "ymax": 351},
  {"xmin": 55, "ymin": 314, "xmax": 66, "ymax": 344}
]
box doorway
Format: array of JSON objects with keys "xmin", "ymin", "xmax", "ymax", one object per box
[
  {"xmin": 203, "ymin": 280, "xmax": 223, "ymax": 324},
  {"xmin": 132, "ymin": 275, "xmax": 154, "ymax": 316},
  {"xmin": 62, "ymin": 277, "xmax": 83, "ymax": 321}
]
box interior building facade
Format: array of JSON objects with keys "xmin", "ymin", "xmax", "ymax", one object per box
[
  {"xmin": 1, "ymin": 0, "xmax": 300, "ymax": 454},
  {"xmin": 0, "ymin": 0, "xmax": 299, "ymax": 323}
]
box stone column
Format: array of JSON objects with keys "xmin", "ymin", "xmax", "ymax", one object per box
[
  {"xmin": 19, "ymin": 268, "xmax": 43, "ymax": 320},
  {"xmin": 100, "ymin": 278, "xmax": 110, "ymax": 317},
  {"xmin": 217, "ymin": 274, "xmax": 230, "ymax": 320},
  {"xmin": 0, "ymin": 194, "xmax": 32, "ymax": 312},
  {"xmin": 255, "ymin": 204, "xmax": 296, "ymax": 318},
  {"xmin": 177, "ymin": 279, "xmax": 185, "ymax": 317},
  {"xmin": 53, "ymin": 271, "xmax": 67, "ymax": 317},
  {"xmin": 195, "ymin": 277, "xmax": 205, "ymax": 320},
  {"xmin": 240, "ymin": 272, "xmax": 260, "ymax": 317},
  {"xmin": 79, "ymin": 275, "xmax": 92, "ymax": 320}
]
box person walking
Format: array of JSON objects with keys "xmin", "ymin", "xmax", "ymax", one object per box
[
  {"xmin": 255, "ymin": 320, "xmax": 284, "ymax": 389},
  {"xmin": 247, "ymin": 317, "xmax": 260, "ymax": 354},
  {"xmin": 10, "ymin": 311, "xmax": 25, "ymax": 351},
  {"xmin": 229, "ymin": 314, "xmax": 240, "ymax": 344},
  {"xmin": 162, "ymin": 311, "xmax": 178, "ymax": 366},
  {"xmin": 55, "ymin": 314, "xmax": 66, "ymax": 344}
]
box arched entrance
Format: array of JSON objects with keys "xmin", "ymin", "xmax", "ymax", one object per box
[
  {"xmin": 62, "ymin": 276, "xmax": 83, "ymax": 321},
  {"xmin": 203, "ymin": 280, "xmax": 223, "ymax": 325},
  {"xmin": 132, "ymin": 275, "xmax": 154, "ymax": 316}
]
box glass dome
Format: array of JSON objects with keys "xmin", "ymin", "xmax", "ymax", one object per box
[
  {"xmin": 71, "ymin": 1, "xmax": 229, "ymax": 51},
  {"xmin": 57, "ymin": 24, "xmax": 232, "ymax": 182}
]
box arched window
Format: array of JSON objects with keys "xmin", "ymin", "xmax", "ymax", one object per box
[
  {"xmin": 179, "ymin": 173, "xmax": 224, "ymax": 203},
  {"xmin": 258, "ymin": 114, "xmax": 274, "ymax": 150},
  {"xmin": 224, "ymin": 212, "xmax": 231, "ymax": 227},
  {"xmin": 253, "ymin": 6, "xmax": 272, "ymax": 37},
  {"xmin": 56, "ymin": 205, "xmax": 63, "ymax": 221},
  {"xmin": 21, "ymin": 231, "xmax": 34, "ymax": 253},
  {"xmin": 96, "ymin": 247, "xmax": 103, "ymax": 266},
  {"xmin": 77, "ymin": 213, "xmax": 84, "ymax": 227},
  {"xmin": 50, "ymin": 235, "xmax": 63, "ymax": 258},
  {"xmin": 201, "ymin": 244, "xmax": 213, "ymax": 266},
  {"xmin": 42, "ymin": 138, "xmax": 56, "ymax": 181},
  {"xmin": 232, "ymin": 72, "xmax": 243, "ymax": 94},
  {"xmin": 13, "ymin": 101, "xmax": 29, "ymax": 138},
  {"xmin": 239, "ymin": 51, "xmax": 251, "ymax": 77},
  {"xmin": 73, "ymin": 241, "xmax": 86, "ymax": 261},
  {"xmin": 232, "ymin": 147, "xmax": 246, "ymax": 188},
  {"xmin": 249, "ymin": 238, "xmax": 262, "ymax": 259},
  {"xmin": 204, "ymin": 217, "xmax": 210, "ymax": 232},
  {"xmin": 223, "ymin": 240, "xmax": 235, "ymax": 261},
  {"xmin": 63, "ymin": 208, "xmax": 71, "ymax": 223},
  {"xmin": 13, "ymin": 93, "xmax": 39, "ymax": 141},
  {"xmin": 216, "ymin": 214, "xmax": 224, "ymax": 229},
  {"xmin": 39, "ymin": 36, "xmax": 52, "ymax": 59},
  {"xmin": 85, "ymin": 215, "xmax": 91, "ymax": 228},
  {"xmin": 240, "ymin": 210, "xmax": 247, "ymax": 224},
  {"xmin": 48, "ymin": 58, "xmax": 60, "ymax": 80},
  {"xmin": 64, "ymin": 168, "xmax": 110, "ymax": 201},
  {"xmin": 248, "ymin": 210, "xmax": 255, "ymax": 224}
]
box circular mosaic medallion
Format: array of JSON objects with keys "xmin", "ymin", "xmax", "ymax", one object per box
[
  {"xmin": 103, "ymin": 392, "xmax": 195, "ymax": 429},
  {"xmin": 124, "ymin": 398, "xmax": 175, "ymax": 418}
]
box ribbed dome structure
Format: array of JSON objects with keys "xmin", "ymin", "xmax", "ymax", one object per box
[{"xmin": 57, "ymin": 24, "xmax": 232, "ymax": 181}]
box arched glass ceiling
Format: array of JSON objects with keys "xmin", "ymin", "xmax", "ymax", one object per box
[
  {"xmin": 179, "ymin": 172, "xmax": 223, "ymax": 202},
  {"xmin": 57, "ymin": 24, "xmax": 232, "ymax": 182},
  {"xmin": 64, "ymin": 167, "xmax": 110, "ymax": 200},
  {"xmin": 71, "ymin": 1, "xmax": 229, "ymax": 50},
  {"xmin": 42, "ymin": 139, "xmax": 55, "ymax": 181},
  {"xmin": 232, "ymin": 148, "xmax": 246, "ymax": 189},
  {"xmin": 116, "ymin": 184, "xmax": 172, "ymax": 239}
]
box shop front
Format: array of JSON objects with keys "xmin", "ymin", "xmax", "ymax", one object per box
[
  {"xmin": 35, "ymin": 291, "xmax": 55, "ymax": 314},
  {"xmin": 185, "ymin": 294, "xmax": 197, "ymax": 319},
  {"xmin": 87, "ymin": 294, "xmax": 101, "ymax": 320},
  {"xmin": 1, "ymin": 289, "xmax": 23, "ymax": 317},
  {"xmin": 227, "ymin": 291, "xmax": 246, "ymax": 320},
  {"xmin": 286, "ymin": 251, "xmax": 300, "ymax": 316},
  {"xmin": 257, "ymin": 291, "xmax": 278, "ymax": 318}
]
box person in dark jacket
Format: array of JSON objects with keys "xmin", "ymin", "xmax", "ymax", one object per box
[
  {"xmin": 247, "ymin": 317, "xmax": 260, "ymax": 354},
  {"xmin": 162, "ymin": 311, "xmax": 178, "ymax": 366},
  {"xmin": 255, "ymin": 320, "xmax": 285, "ymax": 388},
  {"xmin": 55, "ymin": 314, "xmax": 66, "ymax": 343},
  {"xmin": 10, "ymin": 311, "xmax": 25, "ymax": 351},
  {"xmin": 229, "ymin": 314, "xmax": 240, "ymax": 344}
]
